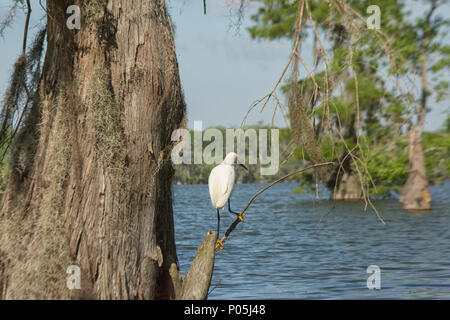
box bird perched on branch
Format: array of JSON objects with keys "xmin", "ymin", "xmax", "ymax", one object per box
[{"xmin": 208, "ymin": 152, "xmax": 248, "ymax": 249}]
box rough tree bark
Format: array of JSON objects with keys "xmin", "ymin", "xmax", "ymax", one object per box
[
  {"xmin": 330, "ymin": 113, "xmax": 363, "ymax": 200},
  {"xmin": 399, "ymin": 51, "xmax": 432, "ymax": 211},
  {"xmin": 330, "ymin": 172, "xmax": 362, "ymax": 200},
  {"xmin": 399, "ymin": 126, "xmax": 431, "ymax": 210},
  {"xmin": 0, "ymin": 0, "xmax": 215, "ymax": 299}
]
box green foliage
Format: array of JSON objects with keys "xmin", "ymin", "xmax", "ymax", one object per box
[
  {"xmin": 360, "ymin": 136, "xmax": 409, "ymax": 196},
  {"xmin": 293, "ymin": 129, "xmax": 450, "ymax": 196},
  {"xmin": 246, "ymin": 0, "xmax": 450, "ymax": 198},
  {"xmin": 423, "ymin": 131, "xmax": 450, "ymax": 185},
  {"xmin": 387, "ymin": 1, "xmax": 450, "ymax": 88},
  {"xmin": 434, "ymin": 80, "xmax": 449, "ymax": 102},
  {"xmin": 172, "ymin": 126, "xmax": 450, "ymax": 199},
  {"xmin": 446, "ymin": 113, "xmax": 450, "ymax": 133},
  {"xmin": 248, "ymin": 0, "xmax": 299, "ymax": 40}
]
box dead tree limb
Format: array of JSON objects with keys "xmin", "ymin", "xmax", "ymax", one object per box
[
  {"xmin": 179, "ymin": 230, "xmax": 217, "ymax": 299},
  {"xmin": 21, "ymin": 0, "xmax": 32, "ymax": 57},
  {"xmin": 216, "ymin": 162, "xmax": 335, "ymax": 250}
]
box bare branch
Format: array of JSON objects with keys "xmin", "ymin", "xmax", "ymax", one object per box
[
  {"xmin": 216, "ymin": 162, "xmax": 336, "ymax": 250},
  {"xmin": 180, "ymin": 230, "xmax": 217, "ymax": 299},
  {"xmin": 21, "ymin": 0, "xmax": 32, "ymax": 57}
]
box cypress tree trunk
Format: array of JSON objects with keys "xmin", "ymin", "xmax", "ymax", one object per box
[
  {"xmin": 330, "ymin": 172, "xmax": 363, "ymax": 200},
  {"xmin": 0, "ymin": 0, "xmax": 214, "ymax": 299},
  {"xmin": 399, "ymin": 52, "xmax": 431, "ymax": 211},
  {"xmin": 330, "ymin": 113, "xmax": 363, "ymax": 201}
]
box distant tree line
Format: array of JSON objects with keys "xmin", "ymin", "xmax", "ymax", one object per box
[{"xmin": 173, "ymin": 124, "xmax": 450, "ymax": 198}]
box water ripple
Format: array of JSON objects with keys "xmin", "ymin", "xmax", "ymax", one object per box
[{"xmin": 173, "ymin": 182, "xmax": 450, "ymax": 299}]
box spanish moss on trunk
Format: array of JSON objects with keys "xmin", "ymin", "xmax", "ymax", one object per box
[{"xmin": 0, "ymin": 0, "xmax": 214, "ymax": 300}]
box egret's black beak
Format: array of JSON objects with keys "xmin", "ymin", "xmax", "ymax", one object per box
[{"xmin": 239, "ymin": 163, "xmax": 248, "ymax": 171}]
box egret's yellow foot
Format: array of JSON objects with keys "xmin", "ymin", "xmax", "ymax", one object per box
[
  {"xmin": 238, "ymin": 213, "xmax": 245, "ymax": 221},
  {"xmin": 216, "ymin": 240, "xmax": 224, "ymax": 253}
]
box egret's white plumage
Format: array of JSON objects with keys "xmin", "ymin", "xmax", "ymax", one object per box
[
  {"xmin": 208, "ymin": 152, "xmax": 247, "ymax": 244},
  {"xmin": 208, "ymin": 153, "xmax": 236, "ymax": 209}
]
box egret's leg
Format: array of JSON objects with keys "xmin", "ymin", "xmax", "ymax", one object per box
[
  {"xmin": 216, "ymin": 209, "xmax": 223, "ymax": 251},
  {"xmin": 228, "ymin": 199, "xmax": 245, "ymax": 221},
  {"xmin": 217, "ymin": 209, "xmax": 220, "ymax": 237}
]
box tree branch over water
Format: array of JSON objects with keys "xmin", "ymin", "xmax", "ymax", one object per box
[{"xmin": 216, "ymin": 162, "xmax": 336, "ymax": 250}]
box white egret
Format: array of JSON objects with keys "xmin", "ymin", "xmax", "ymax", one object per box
[{"xmin": 208, "ymin": 152, "xmax": 248, "ymax": 247}]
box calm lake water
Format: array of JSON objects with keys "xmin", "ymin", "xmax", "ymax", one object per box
[{"xmin": 173, "ymin": 181, "xmax": 450, "ymax": 299}]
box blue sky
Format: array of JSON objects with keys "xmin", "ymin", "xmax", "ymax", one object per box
[{"xmin": 0, "ymin": 0, "xmax": 448, "ymax": 131}]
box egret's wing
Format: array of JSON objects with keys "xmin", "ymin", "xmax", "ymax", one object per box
[
  {"xmin": 208, "ymin": 165, "xmax": 234, "ymax": 209},
  {"xmin": 220, "ymin": 165, "xmax": 231, "ymax": 193},
  {"xmin": 224, "ymin": 166, "xmax": 235, "ymax": 199}
]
